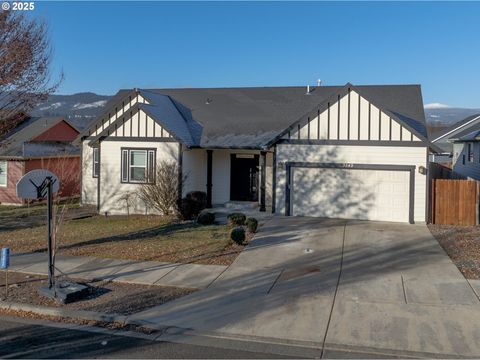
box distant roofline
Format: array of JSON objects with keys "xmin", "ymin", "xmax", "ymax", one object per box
[{"xmin": 432, "ymin": 114, "xmax": 480, "ymax": 142}]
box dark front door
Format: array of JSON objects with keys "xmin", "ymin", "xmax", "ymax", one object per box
[{"xmin": 230, "ymin": 154, "xmax": 259, "ymax": 201}]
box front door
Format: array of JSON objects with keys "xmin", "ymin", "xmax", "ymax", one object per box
[{"xmin": 230, "ymin": 154, "xmax": 259, "ymax": 201}]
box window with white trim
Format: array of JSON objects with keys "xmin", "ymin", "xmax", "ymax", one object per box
[
  {"xmin": 121, "ymin": 148, "xmax": 156, "ymax": 183},
  {"xmin": 92, "ymin": 148, "xmax": 99, "ymax": 178},
  {"xmin": 0, "ymin": 161, "xmax": 7, "ymax": 187}
]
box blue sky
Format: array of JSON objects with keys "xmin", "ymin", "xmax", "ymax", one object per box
[{"xmin": 32, "ymin": 1, "xmax": 480, "ymax": 108}]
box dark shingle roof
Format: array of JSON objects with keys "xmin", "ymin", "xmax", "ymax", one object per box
[
  {"xmin": 81, "ymin": 84, "xmax": 428, "ymax": 149},
  {"xmin": 0, "ymin": 117, "xmax": 80, "ymax": 158},
  {"xmin": 432, "ymin": 113, "xmax": 480, "ymax": 142},
  {"xmin": 451, "ymin": 121, "xmax": 480, "ymax": 142},
  {"xmin": 145, "ymin": 84, "xmax": 427, "ymax": 148}
]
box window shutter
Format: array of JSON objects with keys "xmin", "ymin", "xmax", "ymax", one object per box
[
  {"xmin": 147, "ymin": 150, "xmax": 155, "ymax": 183},
  {"xmin": 121, "ymin": 150, "xmax": 129, "ymax": 182}
]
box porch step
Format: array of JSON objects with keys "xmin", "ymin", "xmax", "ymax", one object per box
[{"xmin": 223, "ymin": 201, "xmax": 258, "ymax": 211}]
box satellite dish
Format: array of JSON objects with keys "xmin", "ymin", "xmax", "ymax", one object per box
[{"xmin": 16, "ymin": 169, "xmax": 60, "ymax": 200}]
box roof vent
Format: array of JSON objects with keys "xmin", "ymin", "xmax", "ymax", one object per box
[
  {"xmin": 205, "ymin": 98, "xmax": 212, "ymax": 104},
  {"xmin": 306, "ymin": 85, "xmax": 311, "ymax": 95},
  {"xmin": 317, "ymin": 79, "xmax": 322, "ymax": 86}
]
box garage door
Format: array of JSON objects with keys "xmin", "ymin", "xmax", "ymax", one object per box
[{"xmin": 291, "ymin": 167, "xmax": 411, "ymax": 223}]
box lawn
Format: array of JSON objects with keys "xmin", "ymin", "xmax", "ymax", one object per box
[
  {"xmin": 429, "ymin": 224, "xmax": 480, "ymax": 279},
  {"xmin": 0, "ymin": 210, "xmax": 243, "ymax": 266}
]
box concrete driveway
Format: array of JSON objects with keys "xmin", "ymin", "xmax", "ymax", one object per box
[{"xmin": 131, "ymin": 217, "xmax": 480, "ymax": 358}]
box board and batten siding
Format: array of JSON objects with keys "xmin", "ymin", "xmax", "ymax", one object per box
[
  {"xmin": 453, "ymin": 142, "xmax": 480, "ymax": 180},
  {"xmin": 275, "ymin": 145, "xmax": 428, "ymax": 223},
  {"xmin": 284, "ymin": 90, "xmax": 421, "ymax": 142},
  {"xmin": 88, "ymin": 93, "xmax": 149, "ymax": 137},
  {"xmin": 98, "ymin": 140, "xmax": 178, "ymax": 215}
]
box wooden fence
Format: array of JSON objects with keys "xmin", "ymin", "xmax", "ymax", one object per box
[{"xmin": 430, "ymin": 179, "xmax": 479, "ymax": 226}]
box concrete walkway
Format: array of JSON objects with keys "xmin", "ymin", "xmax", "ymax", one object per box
[
  {"xmin": 130, "ymin": 217, "xmax": 480, "ymax": 358},
  {"xmin": 10, "ymin": 253, "xmax": 227, "ymax": 289}
]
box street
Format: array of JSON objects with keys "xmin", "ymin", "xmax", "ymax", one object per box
[{"xmin": 0, "ymin": 316, "xmax": 292, "ymax": 359}]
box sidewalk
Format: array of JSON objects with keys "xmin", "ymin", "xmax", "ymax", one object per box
[{"xmin": 9, "ymin": 253, "xmax": 227, "ymax": 289}]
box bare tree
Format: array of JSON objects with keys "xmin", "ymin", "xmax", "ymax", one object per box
[
  {"xmin": 138, "ymin": 160, "xmax": 185, "ymax": 216},
  {"xmin": 0, "ymin": 11, "xmax": 62, "ymax": 136}
]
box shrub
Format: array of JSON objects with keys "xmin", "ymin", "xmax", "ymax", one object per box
[
  {"xmin": 179, "ymin": 191, "xmax": 208, "ymax": 220},
  {"xmin": 178, "ymin": 198, "xmax": 196, "ymax": 220},
  {"xmin": 227, "ymin": 212, "xmax": 246, "ymax": 226},
  {"xmin": 186, "ymin": 191, "xmax": 207, "ymax": 211},
  {"xmin": 197, "ymin": 211, "xmax": 215, "ymax": 225},
  {"xmin": 137, "ymin": 160, "xmax": 186, "ymax": 216},
  {"xmin": 230, "ymin": 226, "xmax": 246, "ymax": 245},
  {"xmin": 245, "ymin": 217, "xmax": 258, "ymax": 233}
]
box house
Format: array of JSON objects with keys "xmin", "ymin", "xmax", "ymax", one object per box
[
  {"xmin": 76, "ymin": 83, "xmax": 438, "ymax": 224},
  {"xmin": 431, "ymin": 113, "xmax": 480, "ymax": 166},
  {"xmin": 0, "ymin": 117, "xmax": 81, "ymax": 205},
  {"xmin": 449, "ymin": 118, "xmax": 480, "ymax": 180}
]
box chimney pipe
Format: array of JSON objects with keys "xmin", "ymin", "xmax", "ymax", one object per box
[
  {"xmin": 317, "ymin": 79, "xmax": 322, "ymax": 86},
  {"xmin": 306, "ymin": 85, "xmax": 310, "ymax": 94}
]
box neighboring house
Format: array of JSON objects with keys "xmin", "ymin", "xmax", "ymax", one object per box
[
  {"xmin": 449, "ymin": 120, "xmax": 480, "ymax": 180},
  {"xmin": 431, "ymin": 113, "xmax": 480, "ymax": 165},
  {"xmin": 76, "ymin": 83, "xmax": 438, "ymax": 224},
  {"xmin": 0, "ymin": 117, "xmax": 81, "ymax": 205}
]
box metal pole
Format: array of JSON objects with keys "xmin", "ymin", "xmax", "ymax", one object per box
[{"xmin": 47, "ymin": 178, "xmax": 54, "ymax": 290}]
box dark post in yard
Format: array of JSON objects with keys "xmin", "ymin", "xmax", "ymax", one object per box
[{"xmin": 206, "ymin": 150, "xmax": 213, "ymax": 208}]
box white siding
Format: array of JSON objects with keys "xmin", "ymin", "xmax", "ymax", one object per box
[
  {"xmin": 99, "ymin": 140, "xmax": 178, "ymax": 215},
  {"xmin": 81, "ymin": 140, "xmax": 98, "ymax": 206},
  {"xmin": 183, "ymin": 149, "xmax": 207, "ymax": 195},
  {"xmin": 453, "ymin": 142, "xmax": 480, "ymax": 180},
  {"xmin": 282, "ymin": 90, "xmax": 415, "ymax": 142},
  {"xmin": 275, "ymin": 144, "xmax": 428, "ymax": 223}
]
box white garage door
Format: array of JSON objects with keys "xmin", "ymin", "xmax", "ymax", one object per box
[{"xmin": 292, "ymin": 167, "xmax": 410, "ymax": 223}]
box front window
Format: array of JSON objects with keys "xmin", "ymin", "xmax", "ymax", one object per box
[
  {"xmin": 92, "ymin": 148, "xmax": 99, "ymax": 178},
  {"xmin": 0, "ymin": 161, "xmax": 7, "ymax": 187},
  {"xmin": 121, "ymin": 148, "xmax": 156, "ymax": 183}
]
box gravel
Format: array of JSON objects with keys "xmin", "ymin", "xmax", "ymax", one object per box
[{"xmin": 428, "ymin": 224, "xmax": 480, "ymax": 279}]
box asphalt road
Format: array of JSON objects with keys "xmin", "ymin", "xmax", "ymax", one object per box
[{"xmin": 0, "ymin": 317, "xmax": 293, "ymax": 359}]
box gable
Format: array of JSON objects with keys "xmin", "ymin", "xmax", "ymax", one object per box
[
  {"xmin": 87, "ymin": 93, "xmax": 149, "ymax": 138},
  {"xmin": 280, "ymin": 89, "xmax": 422, "ymax": 143},
  {"xmin": 102, "ymin": 109, "xmax": 171, "ymax": 139},
  {"xmin": 32, "ymin": 120, "xmax": 79, "ymax": 142}
]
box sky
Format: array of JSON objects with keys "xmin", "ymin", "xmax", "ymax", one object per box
[{"xmin": 30, "ymin": 1, "xmax": 480, "ymax": 108}]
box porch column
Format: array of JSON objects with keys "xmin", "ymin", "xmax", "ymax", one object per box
[
  {"xmin": 206, "ymin": 150, "xmax": 213, "ymax": 208},
  {"xmin": 177, "ymin": 143, "xmax": 183, "ymax": 205},
  {"xmin": 260, "ymin": 151, "xmax": 266, "ymax": 212}
]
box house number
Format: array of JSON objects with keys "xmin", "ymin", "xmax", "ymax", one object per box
[{"xmin": 340, "ymin": 163, "xmax": 354, "ymax": 168}]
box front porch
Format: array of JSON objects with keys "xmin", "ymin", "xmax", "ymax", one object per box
[{"xmin": 182, "ymin": 148, "xmax": 275, "ymax": 213}]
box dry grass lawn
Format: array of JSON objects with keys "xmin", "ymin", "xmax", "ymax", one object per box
[{"xmin": 0, "ymin": 211, "xmax": 243, "ymax": 266}]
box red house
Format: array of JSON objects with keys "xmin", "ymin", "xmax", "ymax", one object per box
[{"xmin": 0, "ymin": 117, "xmax": 81, "ymax": 205}]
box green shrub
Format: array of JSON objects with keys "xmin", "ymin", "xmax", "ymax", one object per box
[
  {"xmin": 178, "ymin": 191, "xmax": 207, "ymax": 220},
  {"xmin": 230, "ymin": 226, "xmax": 246, "ymax": 245},
  {"xmin": 197, "ymin": 212, "xmax": 215, "ymax": 225},
  {"xmin": 227, "ymin": 212, "xmax": 246, "ymax": 226},
  {"xmin": 245, "ymin": 217, "xmax": 258, "ymax": 233}
]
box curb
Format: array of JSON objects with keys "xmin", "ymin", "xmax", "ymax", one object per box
[{"xmin": 0, "ymin": 300, "xmax": 127, "ymax": 324}]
